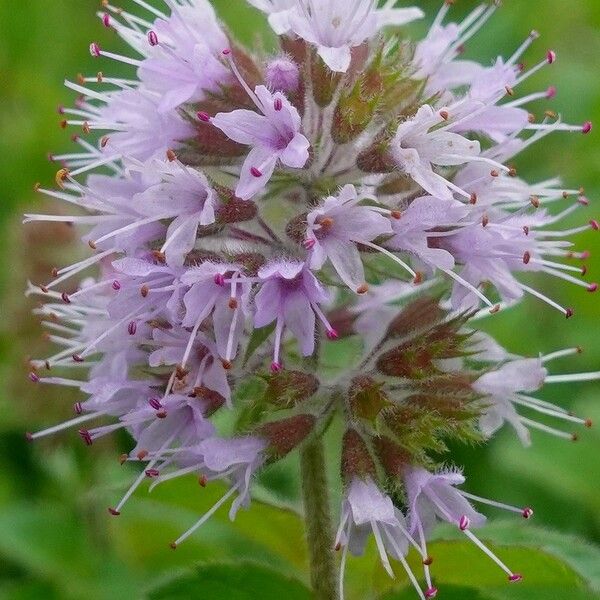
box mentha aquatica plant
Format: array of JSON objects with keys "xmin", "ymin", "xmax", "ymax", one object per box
[{"xmin": 24, "ymin": 1, "xmax": 598, "ymax": 598}]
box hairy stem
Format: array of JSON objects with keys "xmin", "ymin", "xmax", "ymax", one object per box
[{"xmin": 300, "ymin": 436, "xmax": 339, "ymax": 600}]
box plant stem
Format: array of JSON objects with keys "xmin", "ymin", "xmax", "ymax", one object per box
[{"xmin": 300, "ymin": 437, "xmax": 339, "ymax": 600}]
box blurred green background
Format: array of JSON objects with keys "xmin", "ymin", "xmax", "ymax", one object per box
[{"xmin": 0, "ymin": 1, "xmax": 599, "ymax": 598}]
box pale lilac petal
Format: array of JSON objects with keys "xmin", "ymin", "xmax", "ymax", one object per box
[
  {"xmin": 416, "ymin": 132, "xmax": 480, "ymax": 166},
  {"xmin": 258, "ymin": 259, "xmax": 305, "ymax": 280},
  {"xmin": 283, "ymin": 291, "xmax": 315, "ymax": 356},
  {"xmin": 211, "ymin": 110, "xmax": 271, "ymax": 146},
  {"xmin": 317, "ymin": 45, "xmax": 352, "ymax": 73},
  {"xmin": 202, "ymin": 359, "xmax": 232, "ymax": 402},
  {"xmin": 377, "ymin": 7, "xmax": 424, "ymax": 27},
  {"xmin": 408, "ymin": 163, "xmax": 454, "ymax": 200},
  {"xmin": 164, "ymin": 215, "xmax": 200, "ymax": 268},
  {"xmin": 347, "ymin": 478, "xmax": 397, "ymax": 526},
  {"xmin": 199, "ymin": 436, "xmax": 266, "ymax": 472},
  {"xmin": 323, "ymin": 238, "xmax": 365, "ymax": 290},
  {"xmin": 236, "ymin": 146, "xmax": 278, "ymax": 200},
  {"xmin": 279, "ymin": 133, "xmax": 310, "ymax": 168},
  {"xmin": 253, "ymin": 280, "xmax": 282, "ymax": 328},
  {"xmin": 157, "ymin": 82, "xmax": 200, "ymax": 113},
  {"xmin": 474, "ymin": 358, "xmax": 547, "ymax": 396}
]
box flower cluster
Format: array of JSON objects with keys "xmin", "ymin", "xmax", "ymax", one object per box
[{"xmin": 25, "ymin": 1, "xmax": 598, "ymax": 598}]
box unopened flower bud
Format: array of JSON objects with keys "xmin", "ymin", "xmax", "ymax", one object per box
[
  {"xmin": 266, "ymin": 57, "xmax": 300, "ymax": 93},
  {"xmin": 341, "ymin": 429, "xmax": 376, "ymax": 483},
  {"xmin": 257, "ymin": 414, "xmax": 316, "ymax": 460},
  {"xmin": 265, "ymin": 370, "xmax": 319, "ymax": 407}
]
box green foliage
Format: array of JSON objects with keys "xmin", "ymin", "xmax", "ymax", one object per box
[{"xmin": 148, "ymin": 563, "xmax": 311, "ymax": 600}]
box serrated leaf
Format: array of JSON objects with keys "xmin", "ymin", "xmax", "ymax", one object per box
[
  {"xmin": 436, "ymin": 521, "xmax": 600, "ymax": 592},
  {"xmin": 345, "ymin": 521, "xmax": 600, "ymax": 600}
]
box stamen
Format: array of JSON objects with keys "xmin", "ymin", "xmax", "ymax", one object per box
[
  {"xmin": 371, "ymin": 521, "xmax": 395, "ymax": 578},
  {"xmin": 360, "ymin": 241, "xmax": 417, "ymax": 279},
  {"xmin": 545, "ymin": 371, "xmax": 600, "ymax": 384},
  {"xmin": 222, "ymin": 49, "xmax": 263, "ymax": 111},
  {"xmin": 517, "ymin": 282, "xmax": 571, "ymax": 317},
  {"xmin": 90, "ymin": 43, "xmax": 142, "ymax": 67},
  {"xmin": 271, "ymin": 316, "xmax": 285, "ymax": 371},
  {"xmin": 462, "ymin": 529, "xmax": 519, "ymax": 579},
  {"xmin": 27, "ymin": 411, "xmax": 102, "ymax": 441},
  {"xmin": 460, "ymin": 491, "xmax": 531, "ymax": 517},
  {"xmin": 416, "ymin": 520, "xmax": 434, "ymax": 590},
  {"xmin": 519, "ymin": 416, "xmax": 575, "ymax": 440},
  {"xmin": 171, "ymin": 485, "xmax": 238, "ymax": 548},
  {"xmin": 507, "ymin": 30, "xmax": 540, "ymax": 66},
  {"xmin": 113, "ymin": 431, "xmax": 180, "ymax": 513},
  {"xmin": 338, "ymin": 527, "xmax": 350, "ymax": 600},
  {"xmin": 441, "ymin": 268, "xmax": 497, "ymax": 310},
  {"xmin": 384, "ymin": 529, "xmax": 426, "ymax": 600},
  {"xmin": 512, "ymin": 396, "xmax": 589, "ymax": 425}
]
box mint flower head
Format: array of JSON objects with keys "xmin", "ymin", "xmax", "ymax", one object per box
[{"xmin": 24, "ymin": 1, "xmax": 599, "ymax": 598}]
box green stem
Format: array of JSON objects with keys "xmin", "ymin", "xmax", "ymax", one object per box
[{"xmin": 300, "ymin": 437, "xmax": 339, "ymax": 600}]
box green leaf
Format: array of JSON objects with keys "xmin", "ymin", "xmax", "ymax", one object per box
[
  {"xmin": 319, "ymin": 336, "xmax": 364, "ymax": 380},
  {"xmin": 0, "ymin": 580, "xmax": 61, "ymax": 600},
  {"xmin": 378, "ymin": 584, "xmax": 595, "ymax": 600},
  {"xmin": 243, "ymin": 324, "xmax": 276, "ymax": 367},
  {"xmin": 377, "ymin": 584, "xmax": 495, "ymax": 600},
  {"xmin": 343, "ymin": 521, "xmax": 600, "ymax": 600},
  {"xmin": 0, "ymin": 504, "xmax": 141, "ymax": 600},
  {"xmin": 232, "ymin": 376, "xmax": 269, "ymax": 433},
  {"xmin": 443, "ymin": 521, "xmax": 600, "ymax": 592},
  {"xmin": 110, "ymin": 478, "xmax": 308, "ymax": 578},
  {"xmin": 147, "ymin": 562, "xmax": 311, "ymax": 600},
  {"xmin": 488, "ymin": 392, "xmax": 600, "ymax": 531}
]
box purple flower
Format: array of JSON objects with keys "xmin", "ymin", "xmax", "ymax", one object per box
[
  {"xmin": 181, "ymin": 262, "xmax": 250, "ymax": 363},
  {"xmin": 254, "ymin": 259, "xmax": 332, "ymax": 370},
  {"xmin": 405, "ymin": 468, "xmax": 487, "ymax": 536},
  {"xmin": 61, "ymin": 86, "xmax": 194, "ymax": 170},
  {"xmin": 211, "ymin": 85, "xmax": 309, "ymax": 200},
  {"xmin": 413, "ymin": 4, "xmax": 492, "ymax": 94},
  {"xmin": 415, "ymin": 26, "xmax": 483, "ymax": 95},
  {"xmin": 148, "ymin": 326, "xmax": 231, "ymax": 404},
  {"xmin": 336, "ymin": 477, "xmax": 426, "ymax": 599},
  {"xmin": 169, "ymin": 435, "xmax": 267, "ymax": 547},
  {"xmin": 129, "ymin": 159, "xmax": 218, "ymax": 267},
  {"xmin": 135, "ymin": 0, "xmax": 230, "ymax": 112},
  {"xmin": 283, "ymin": 1, "xmax": 424, "ymax": 73},
  {"xmin": 108, "ymin": 257, "xmax": 183, "ymax": 323},
  {"xmin": 79, "ymin": 351, "xmax": 154, "ymax": 416},
  {"xmin": 442, "ymin": 206, "xmax": 596, "ymax": 315},
  {"xmin": 29, "ymin": 158, "xmax": 218, "ymax": 268},
  {"xmin": 390, "ymin": 105, "xmax": 482, "ymax": 201},
  {"xmin": 25, "ymin": 167, "xmax": 166, "ymax": 254},
  {"xmin": 387, "ymin": 196, "xmax": 468, "ymax": 271},
  {"xmin": 128, "ymin": 394, "xmax": 216, "ymax": 456},
  {"xmin": 405, "ymin": 467, "xmax": 526, "ymax": 589},
  {"xmin": 305, "ymin": 184, "xmax": 393, "ymax": 292},
  {"xmin": 473, "ymin": 354, "xmax": 592, "ymax": 444},
  {"xmin": 451, "ymin": 58, "xmax": 529, "ymax": 141}
]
